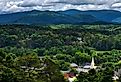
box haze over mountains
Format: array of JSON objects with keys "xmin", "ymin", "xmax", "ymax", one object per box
[{"xmin": 1, "ymin": 9, "xmax": 121, "ymax": 24}]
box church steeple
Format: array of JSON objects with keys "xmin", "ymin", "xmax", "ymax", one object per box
[{"xmin": 90, "ymin": 57, "xmax": 95, "ymax": 69}]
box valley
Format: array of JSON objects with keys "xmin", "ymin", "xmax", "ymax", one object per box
[{"xmin": 1, "ymin": 24, "xmax": 121, "ymax": 82}]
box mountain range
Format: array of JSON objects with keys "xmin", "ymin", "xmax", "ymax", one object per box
[{"xmin": 1, "ymin": 9, "xmax": 121, "ymax": 24}]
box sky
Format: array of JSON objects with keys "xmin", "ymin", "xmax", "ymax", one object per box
[{"xmin": 1, "ymin": 0, "xmax": 121, "ymax": 14}]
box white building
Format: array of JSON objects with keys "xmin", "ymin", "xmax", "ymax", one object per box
[
  {"xmin": 83, "ymin": 57, "xmax": 97, "ymax": 69},
  {"xmin": 70, "ymin": 63, "xmax": 78, "ymax": 68},
  {"xmin": 75, "ymin": 57, "xmax": 97, "ymax": 73}
]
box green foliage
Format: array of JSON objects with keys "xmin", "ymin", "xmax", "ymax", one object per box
[
  {"xmin": 76, "ymin": 68, "xmax": 114, "ymax": 82},
  {"xmin": 0, "ymin": 51, "xmax": 67, "ymax": 82},
  {"xmin": 1, "ymin": 24, "xmax": 121, "ymax": 82}
]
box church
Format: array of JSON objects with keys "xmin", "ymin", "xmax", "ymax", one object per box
[
  {"xmin": 83, "ymin": 57, "xmax": 97, "ymax": 69},
  {"xmin": 73, "ymin": 57, "xmax": 97, "ymax": 73}
]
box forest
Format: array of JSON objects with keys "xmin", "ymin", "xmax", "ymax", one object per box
[{"xmin": 1, "ymin": 24, "xmax": 121, "ymax": 82}]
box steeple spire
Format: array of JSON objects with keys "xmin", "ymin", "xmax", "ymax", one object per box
[{"xmin": 90, "ymin": 57, "xmax": 95, "ymax": 69}]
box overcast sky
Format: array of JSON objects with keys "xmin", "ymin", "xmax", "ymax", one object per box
[{"xmin": 1, "ymin": 0, "xmax": 121, "ymax": 14}]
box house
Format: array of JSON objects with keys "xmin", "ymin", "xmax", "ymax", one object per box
[
  {"xmin": 70, "ymin": 63, "xmax": 78, "ymax": 68},
  {"xmin": 112, "ymin": 74, "xmax": 119, "ymax": 81},
  {"xmin": 64, "ymin": 73, "xmax": 77, "ymax": 82}
]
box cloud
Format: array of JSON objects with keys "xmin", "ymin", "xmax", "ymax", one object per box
[
  {"xmin": 50, "ymin": 0, "xmax": 95, "ymax": 5},
  {"xmin": 111, "ymin": 3, "xmax": 121, "ymax": 8},
  {"xmin": 0, "ymin": 0, "xmax": 121, "ymax": 14},
  {"xmin": 55, "ymin": 4, "xmax": 109, "ymax": 11},
  {"xmin": 18, "ymin": 0, "xmax": 43, "ymax": 7}
]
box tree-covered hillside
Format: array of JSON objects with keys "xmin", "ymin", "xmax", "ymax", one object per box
[
  {"xmin": 1, "ymin": 10, "xmax": 121, "ymax": 24},
  {"xmin": 1, "ymin": 24, "xmax": 121, "ymax": 82},
  {"xmin": 1, "ymin": 24, "xmax": 121, "ymax": 50}
]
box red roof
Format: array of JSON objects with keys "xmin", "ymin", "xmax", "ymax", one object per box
[{"xmin": 64, "ymin": 73, "xmax": 76, "ymax": 79}]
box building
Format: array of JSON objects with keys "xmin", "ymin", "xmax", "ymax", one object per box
[
  {"xmin": 70, "ymin": 63, "xmax": 78, "ymax": 68},
  {"xmin": 112, "ymin": 74, "xmax": 119, "ymax": 81},
  {"xmin": 83, "ymin": 57, "xmax": 97, "ymax": 69},
  {"xmin": 64, "ymin": 73, "xmax": 77, "ymax": 82},
  {"xmin": 75, "ymin": 57, "xmax": 97, "ymax": 73}
]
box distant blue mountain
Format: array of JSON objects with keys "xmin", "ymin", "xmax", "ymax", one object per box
[{"xmin": 0, "ymin": 9, "xmax": 121, "ymax": 24}]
